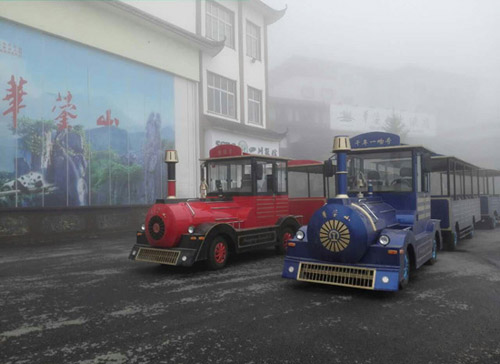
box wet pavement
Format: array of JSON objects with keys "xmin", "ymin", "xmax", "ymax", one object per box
[{"xmin": 1, "ymin": 229, "xmax": 499, "ymax": 364}]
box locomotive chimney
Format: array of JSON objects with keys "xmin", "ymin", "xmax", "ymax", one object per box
[
  {"xmin": 332, "ymin": 136, "xmax": 351, "ymax": 198},
  {"xmin": 165, "ymin": 150, "xmax": 179, "ymax": 199}
]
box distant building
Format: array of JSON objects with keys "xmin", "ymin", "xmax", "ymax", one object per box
[{"xmin": 268, "ymin": 57, "xmax": 478, "ymax": 158}]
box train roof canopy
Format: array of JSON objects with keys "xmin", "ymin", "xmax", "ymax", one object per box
[
  {"xmin": 288, "ymin": 160, "xmax": 329, "ymax": 174},
  {"xmin": 479, "ymin": 168, "xmax": 500, "ymax": 177},
  {"xmin": 430, "ymin": 155, "xmax": 481, "ymax": 172}
]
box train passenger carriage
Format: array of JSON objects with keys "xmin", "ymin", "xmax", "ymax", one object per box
[
  {"xmin": 129, "ymin": 145, "xmax": 329, "ymax": 270},
  {"xmin": 288, "ymin": 160, "xmax": 335, "ymax": 224},
  {"xmin": 430, "ymin": 156, "xmax": 481, "ymax": 249},
  {"xmin": 478, "ymin": 169, "xmax": 500, "ymax": 229},
  {"xmin": 282, "ymin": 132, "xmax": 441, "ymax": 291}
]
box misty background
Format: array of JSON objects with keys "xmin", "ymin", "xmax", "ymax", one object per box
[{"xmin": 264, "ymin": 0, "xmax": 500, "ymax": 168}]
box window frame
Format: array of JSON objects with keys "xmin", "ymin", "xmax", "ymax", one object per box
[
  {"xmin": 207, "ymin": 71, "xmax": 237, "ymax": 119},
  {"xmin": 246, "ymin": 20, "xmax": 261, "ymax": 60},
  {"xmin": 206, "ymin": 1, "xmax": 235, "ymax": 49},
  {"xmin": 247, "ymin": 86, "xmax": 263, "ymax": 126}
]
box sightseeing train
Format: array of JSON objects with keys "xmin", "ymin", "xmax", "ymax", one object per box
[
  {"xmin": 282, "ymin": 132, "xmax": 442, "ymax": 291},
  {"xmin": 129, "ymin": 144, "xmax": 331, "ymax": 269}
]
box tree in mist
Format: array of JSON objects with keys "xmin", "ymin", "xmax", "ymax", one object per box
[{"xmin": 383, "ymin": 112, "xmax": 408, "ymax": 139}]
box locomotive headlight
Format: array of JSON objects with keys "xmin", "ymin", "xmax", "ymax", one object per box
[
  {"xmin": 188, "ymin": 225, "xmax": 195, "ymax": 234},
  {"xmin": 296, "ymin": 230, "xmax": 305, "ymax": 240},
  {"xmin": 141, "ymin": 224, "xmax": 145, "ymax": 231},
  {"xmin": 378, "ymin": 235, "xmax": 390, "ymax": 246}
]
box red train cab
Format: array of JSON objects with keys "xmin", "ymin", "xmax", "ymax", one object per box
[{"xmin": 129, "ymin": 145, "xmax": 328, "ymax": 270}]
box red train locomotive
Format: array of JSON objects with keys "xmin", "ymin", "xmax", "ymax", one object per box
[{"xmin": 129, "ymin": 145, "xmax": 327, "ymax": 269}]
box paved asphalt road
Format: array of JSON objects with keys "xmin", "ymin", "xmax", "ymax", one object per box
[{"xmin": 1, "ymin": 229, "xmax": 500, "ymax": 364}]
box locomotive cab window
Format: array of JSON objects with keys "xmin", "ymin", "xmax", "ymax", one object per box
[
  {"xmin": 256, "ymin": 160, "xmax": 287, "ymax": 195},
  {"xmin": 347, "ymin": 151, "xmax": 413, "ymax": 193},
  {"xmin": 206, "ymin": 161, "xmax": 252, "ymax": 195}
]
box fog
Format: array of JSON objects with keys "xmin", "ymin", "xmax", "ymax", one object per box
[{"xmin": 265, "ymin": 0, "xmax": 500, "ymax": 168}]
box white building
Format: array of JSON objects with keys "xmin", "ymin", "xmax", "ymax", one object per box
[{"xmin": 129, "ymin": 0, "xmax": 286, "ymax": 159}]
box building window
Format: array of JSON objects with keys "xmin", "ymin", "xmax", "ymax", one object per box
[
  {"xmin": 248, "ymin": 86, "xmax": 263, "ymax": 126},
  {"xmin": 207, "ymin": 72, "xmax": 237, "ymax": 118},
  {"xmin": 206, "ymin": 1, "xmax": 234, "ymax": 48},
  {"xmin": 246, "ymin": 21, "xmax": 261, "ymax": 60}
]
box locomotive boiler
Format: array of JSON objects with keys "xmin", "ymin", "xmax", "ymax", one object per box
[
  {"xmin": 129, "ymin": 145, "xmax": 326, "ymax": 270},
  {"xmin": 282, "ymin": 133, "xmax": 442, "ymax": 291}
]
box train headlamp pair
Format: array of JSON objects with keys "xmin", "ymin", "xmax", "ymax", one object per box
[
  {"xmin": 295, "ymin": 230, "xmax": 305, "ymax": 240},
  {"xmin": 378, "ymin": 235, "xmax": 390, "ymax": 246}
]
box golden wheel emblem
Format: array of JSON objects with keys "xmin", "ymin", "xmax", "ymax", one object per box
[{"xmin": 319, "ymin": 220, "xmax": 350, "ymax": 252}]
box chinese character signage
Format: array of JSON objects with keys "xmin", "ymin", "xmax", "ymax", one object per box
[
  {"xmin": 0, "ymin": 20, "xmax": 175, "ymax": 208},
  {"xmin": 350, "ymin": 132, "xmax": 400, "ymax": 149}
]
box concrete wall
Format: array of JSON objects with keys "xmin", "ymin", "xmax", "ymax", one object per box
[
  {"xmin": 175, "ymin": 77, "xmax": 200, "ymax": 198},
  {"xmin": 0, "ymin": 206, "xmax": 148, "ymax": 244},
  {"xmin": 0, "ymin": 0, "xmax": 200, "ymax": 81},
  {"xmin": 127, "ymin": 0, "xmax": 197, "ymax": 33},
  {"xmin": 242, "ymin": 4, "xmax": 267, "ymax": 128}
]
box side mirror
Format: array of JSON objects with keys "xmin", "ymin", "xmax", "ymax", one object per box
[
  {"xmin": 256, "ymin": 164, "xmax": 264, "ymax": 180},
  {"xmin": 323, "ymin": 160, "xmax": 335, "ymax": 178}
]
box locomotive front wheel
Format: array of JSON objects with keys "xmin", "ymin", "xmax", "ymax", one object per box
[
  {"xmin": 206, "ymin": 235, "xmax": 229, "ymax": 270},
  {"xmin": 399, "ymin": 250, "xmax": 410, "ymax": 289},
  {"xmin": 276, "ymin": 227, "xmax": 295, "ymax": 255}
]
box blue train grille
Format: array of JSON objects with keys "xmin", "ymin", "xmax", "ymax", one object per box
[{"xmin": 298, "ymin": 262, "xmax": 376, "ymax": 289}]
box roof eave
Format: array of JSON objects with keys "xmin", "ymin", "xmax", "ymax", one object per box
[
  {"xmin": 250, "ymin": 1, "xmax": 287, "ymax": 25},
  {"xmin": 108, "ymin": 1, "xmax": 224, "ymax": 56}
]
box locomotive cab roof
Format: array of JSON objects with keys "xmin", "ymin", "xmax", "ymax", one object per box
[{"xmin": 201, "ymin": 145, "xmax": 289, "ymax": 162}]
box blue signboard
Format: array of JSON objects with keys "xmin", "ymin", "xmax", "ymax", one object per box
[
  {"xmin": 350, "ymin": 132, "xmax": 400, "ymax": 149},
  {"xmin": 0, "ymin": 19, "xmax": 175, "ymax": 208}
]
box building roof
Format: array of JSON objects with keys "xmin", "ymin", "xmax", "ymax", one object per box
[
  {"xmin": 250, "ymin": 0, "xmax": 287, "ymax": 25},
  {"xmin": 109, "ymin": 1, "xmax": 225, "ymax": 56}
]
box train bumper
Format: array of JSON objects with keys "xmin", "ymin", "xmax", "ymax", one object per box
[
  {"xmin": 129, "ymin": 244, "xmax": 198, "ymax": 267},
  {"xmin": 282, "ymin": 257, "xmax": 400, "ymax": 291}
]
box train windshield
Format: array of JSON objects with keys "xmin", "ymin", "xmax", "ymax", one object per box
[
  {"xmin": 206, "ymin": 161, "xmax": 253, "ymax": 195},
  {"xmin": 347, "ymin": 151, "xmax": 413, "ymax": 192}
]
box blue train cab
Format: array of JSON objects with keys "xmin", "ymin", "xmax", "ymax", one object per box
[
  {"xmin": 282, "ymin": 132, "xmax": 441, "ymax": 292},
  {"xmin": 430, "ymin": 156, "xmax": 481, "ymax": 249},
  {"xmin": 478, "ymin": 169, "xmax": 500, "ymax": 229}
]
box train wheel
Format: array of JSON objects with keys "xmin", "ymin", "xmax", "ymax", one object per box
[
  {"xmin": 426, "ymin": 238, "xmax": 438, "ymax": 265},
  {"xmin": 488, "ymin": 217, "xmax": 496, "ymax": 230},
  {"xmin": 399, "ymin": 250, "xmax": 410, "ymax": 289},
  {"xmin": 276, "ymin": 227, "xmax": 295, "ymax": 255},
  {"xmin": 206, "ymin": 236, "xmax": 229, "ymax": 270},
  {"xmin": 444, "ymin": 231, "xmax": 457, "ymax": 251},
  {"xmin": 466, "ymin": 225, "xmax": 475, "ymax": 239}
]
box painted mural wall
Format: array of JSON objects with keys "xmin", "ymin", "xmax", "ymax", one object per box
[{"xmin": 0, "ymin": 19, "xmax": 175, "ymax": 208}]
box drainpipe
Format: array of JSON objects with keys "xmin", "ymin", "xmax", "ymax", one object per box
[
  {"xmin": 165, "ymin": 150, "xmax": 179, "ymax": 199},
  {"xmin": 333, "ymin": 136, "xmax": 351, "ymax": 198}
]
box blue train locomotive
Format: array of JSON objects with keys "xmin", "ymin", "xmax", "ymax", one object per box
[{"xmin": 282, "ymin": 132, "xmax": 441, "ymax": 291}]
